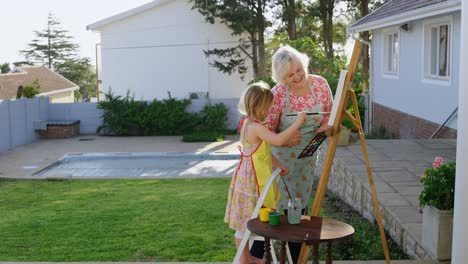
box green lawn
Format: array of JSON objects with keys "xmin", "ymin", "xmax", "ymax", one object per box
[{"xmin": 0, "ymin": 178, "xmax": 407, "ymax": 261}]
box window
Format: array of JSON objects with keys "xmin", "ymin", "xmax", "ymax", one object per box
[
  {"xmin": 383, "ymin": 30, "xmax": 399, "ymax": 76},
  {"xmin": 423, "ymin": 17, "xmax": 452, "ymax": 83}
]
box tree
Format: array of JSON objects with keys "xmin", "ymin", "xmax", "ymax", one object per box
[
  {"xmin": 54, "ymin": 58, "xmax": 97, "ymax": 101},
  {"xmin": 345, "ymin": 0, "xmax": 384, "ymax": 92},
  {"xmin": 21, "ymin": 12, "xmax": 78, "ymax": 69},
  {"xmin": 319, "ymin": 0, "xmax": 337, "ymax": 59},
  {"xmin": 273, "ymin": 0, "xmax": 298, "ymax": 40},
  {"xmin": 0, "ymin": 63, "xmax": 10, "ymax": 73},
  {"xmin": 191, "ymin": 0, "xmax": 272, "ymax": 78}
]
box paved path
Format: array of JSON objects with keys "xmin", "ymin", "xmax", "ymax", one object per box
[{"xmin": 323, "ymin": 139, "xmax": 456, "ymax": 262}]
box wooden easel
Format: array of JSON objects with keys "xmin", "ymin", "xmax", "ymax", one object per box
[{"xmin": 297, "ymin": 41, "xmax": 391, "ymax": 264}]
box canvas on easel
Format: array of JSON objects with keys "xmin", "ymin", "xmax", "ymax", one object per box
[{"xmin": 297, "ymin": 41, "xmax": 391, "ymax": 264}]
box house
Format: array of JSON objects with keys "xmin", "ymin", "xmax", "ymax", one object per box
[
  {"xmin": 87, "ymin": 0, "xmax": 252, "ymax": 101},
  {"xmin": 348, "ymin": 0, "xmax": 461, "ymax": 139},
  {"xmin": 0, "ymin": 66, "xmax": 78, "ymax": 103}
]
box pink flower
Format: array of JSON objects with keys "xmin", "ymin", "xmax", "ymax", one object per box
[
  {"xmin": 433, "ymin": 156, "xmax": 444, "ymax": 169},
  {"xmin": 419, "ymin": 174, "xmax": 427, "ymax": 179}
]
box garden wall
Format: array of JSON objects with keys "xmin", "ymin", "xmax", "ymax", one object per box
[
  {"xmin": 0, "ymin": 98, "xmax": 48, "ymax": 153},
  {"xmin": 0, "ymin": 97, "xmax": 240, "ymax": 154}
]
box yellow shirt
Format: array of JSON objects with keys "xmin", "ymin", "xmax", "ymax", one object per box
[{"xmin": 251, "ymin": 140, "xmax": 281, "ymax": 209}]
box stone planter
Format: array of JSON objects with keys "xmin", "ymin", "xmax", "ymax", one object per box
[
  {"xmin": 422, "ymin": 206, "xmax": 453, "ymax": 260},
  {"xmin": 337, "ymin": 127, "xmax": 351, "ymax": 146}
]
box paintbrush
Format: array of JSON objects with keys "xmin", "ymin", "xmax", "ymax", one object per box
[
  {"xmin": 286, "ymin": 112, "xmax": 330, "ymax": 116},
  {"xmin": 280, "ymin": 176, "xmax": 296, "ymax": 210}
]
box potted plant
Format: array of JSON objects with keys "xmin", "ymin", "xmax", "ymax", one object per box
[
  {"xmin": 419, "ymin": 156, "xmax": 456, "ymax": 260},
  {"xmin": 338, "ymin": 117, "xmax": 354, "ymax": 146}
]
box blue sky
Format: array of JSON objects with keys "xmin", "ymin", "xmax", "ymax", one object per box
[
  {"xmin": 0, "ymin": 0, "xmax": 354, "ymax": 67},
  {"xmin": 0, "ymin": 0, "xmax": 153, "ymax": 65}
]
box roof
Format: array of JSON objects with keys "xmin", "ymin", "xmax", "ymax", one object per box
[
  {"xmin": 0, "ymin": 66, "xmax": 78, "ymax": 99},
  {"xmin": 87, "ymin": 0, "xmax": 171, "ymax": 31},
  {"xmin": 348, "ymin": 0, "xmax": 461, "ymax": 33}
]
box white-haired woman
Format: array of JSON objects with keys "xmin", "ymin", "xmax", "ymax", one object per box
[{"xmin": 250, "ymin": 45, "xmax": 333, "ymax": 263}]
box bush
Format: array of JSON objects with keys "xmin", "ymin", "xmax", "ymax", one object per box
[
  {"xmin": 97, "ymin": 90, "xmax": 228, "ymax": 137},
  {"xmin": 365, "ymin": 126, "xmax": 395, "ymax": 139},
  {"xmin": 199, "ymin": 103, "xmax": 228, "ymax": 132},
  {"xmin": 22, "ymin": 79, "xmax": 40, "ymax": 98}
]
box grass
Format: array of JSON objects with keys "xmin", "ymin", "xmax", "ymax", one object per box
[
  {"xmin": 317, "ymin": 193, "xmax": 408, "ymax": 260},
  {"xmin": 0, "ymin": 178, "xmax": 408, "ymax": 261}
]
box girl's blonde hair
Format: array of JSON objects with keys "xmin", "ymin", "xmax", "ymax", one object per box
[
  {"xmin": 238, "ymin": 81, "xmax": 273, "ymax": 121},
  {"xmin": 271, "ymin": 45, "xmax": 309, "ymax": 84}
]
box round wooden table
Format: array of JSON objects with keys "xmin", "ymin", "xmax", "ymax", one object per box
[{"xmin": 247, "ymin": 215, "xmax": 354, "ymax": 264}]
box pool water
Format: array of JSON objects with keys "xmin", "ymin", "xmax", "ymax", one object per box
[{"xmin": 34, "ymin": 152, "xmax": 239, "ymax": 179}]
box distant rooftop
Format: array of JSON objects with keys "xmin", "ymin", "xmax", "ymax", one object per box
[{"xmin": 0, "ymin": 66, "xmax": 77, "ymax": 99}]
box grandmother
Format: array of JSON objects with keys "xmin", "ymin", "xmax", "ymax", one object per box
[{"xmin": 250, "ymin": 45, "xmax": 333, "ymax": 264}]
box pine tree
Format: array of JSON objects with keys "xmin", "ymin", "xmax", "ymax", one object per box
[{"xmin": 21, "ymin": 12, "xmax": 78, "ymax": 69}]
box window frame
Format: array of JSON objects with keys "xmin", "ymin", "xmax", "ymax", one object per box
[
  {"xmin": 422, "ymin": 16, "xmax": 453, "ymax": 86},
  {"xmin": 382, "ymin": 28, "xmax": 400, "ymax": 79}
]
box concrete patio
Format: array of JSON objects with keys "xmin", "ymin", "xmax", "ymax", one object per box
[{"xmin": 0, "ymin": 136, "xmax": 455, "ymax": 263}]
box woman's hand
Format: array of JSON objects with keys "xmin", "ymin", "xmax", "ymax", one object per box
[{"xmin": 317, "ymin": 124, "xmax": 329, "ymax": 133}]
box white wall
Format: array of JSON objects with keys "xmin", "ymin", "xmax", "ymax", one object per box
[
  {"xmin": 371, "ymin": 11, "xmax": 461, "ymax": 129},
  {"xmin": 96, "ymin": 0, "xmax": 252, "ymax": 100}
]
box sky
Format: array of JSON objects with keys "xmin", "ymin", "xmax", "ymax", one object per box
[
  {"xmin": 0, "ymin": 0, "xmax": 154, "ymax": 66},
  {"xmin": 0, "ymin": 0, "xmax": 355, "ymax": 67}
]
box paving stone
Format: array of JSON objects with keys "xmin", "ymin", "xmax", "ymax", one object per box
[
  {"xmin": 377, "ymin": 170, "xmax": 419, "ymax": 182},
  {"xmin": 389, "ymin": 183, "xmax": 423, "ymax": 196},
  {"xmin": 376, "ymin": 193, "xmax": 411, "ymax": 207},
  {"xmin": 361, "ymin": 180, "xmax": 396, "ymax": 193},
  {"xmin": 403, "ymin": 195, "xmax": 421, "ymax": 207},
  {"xmin": 387, "ymin": 206, "xmax": 423, "ymax": 224}
]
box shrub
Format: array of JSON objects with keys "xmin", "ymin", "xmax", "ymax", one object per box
[
  {"xmin": 22, "ymin": 79, "xmax": 40, "ymax": 98},
  {"xmin": 199, "ymin": 103, "xmax": 228, "ymax": 132},
  {"xmin": 97, "ymin": 90, "xmax": 228, "ymax": 136}
]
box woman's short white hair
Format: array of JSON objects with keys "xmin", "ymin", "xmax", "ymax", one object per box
[{"xmin": 271, "ymin": 45, "xmax": 309, "ymax": 84}]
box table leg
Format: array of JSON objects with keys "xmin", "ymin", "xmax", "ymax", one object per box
[
  {"xmin": 312, "ymin": 242, "xmax": 319, "ymax": 264},
  {"xmin": 280, "ymin": 241, "xmax": 286, "ymax": 264},
  {"xmin": 264, "ymin": 238, "xmax": 272, "ymax": 264},
  {"xmin": 326, "ymin": 241, "xmax": 332, "ymax": 264}
]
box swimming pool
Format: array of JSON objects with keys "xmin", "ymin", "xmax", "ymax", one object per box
[{"xmin": 34, "ymin": 152, "xmax": 239, "ymax": 179}]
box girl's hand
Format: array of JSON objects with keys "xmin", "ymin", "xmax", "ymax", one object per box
[{"xmin": 278, "ymin": 163, "xmax": 289, "ymax": 176}]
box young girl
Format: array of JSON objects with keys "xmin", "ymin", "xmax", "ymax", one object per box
[{"xmin": 224, "ymin": 82, "xmax": 306, "ymax": 264}]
